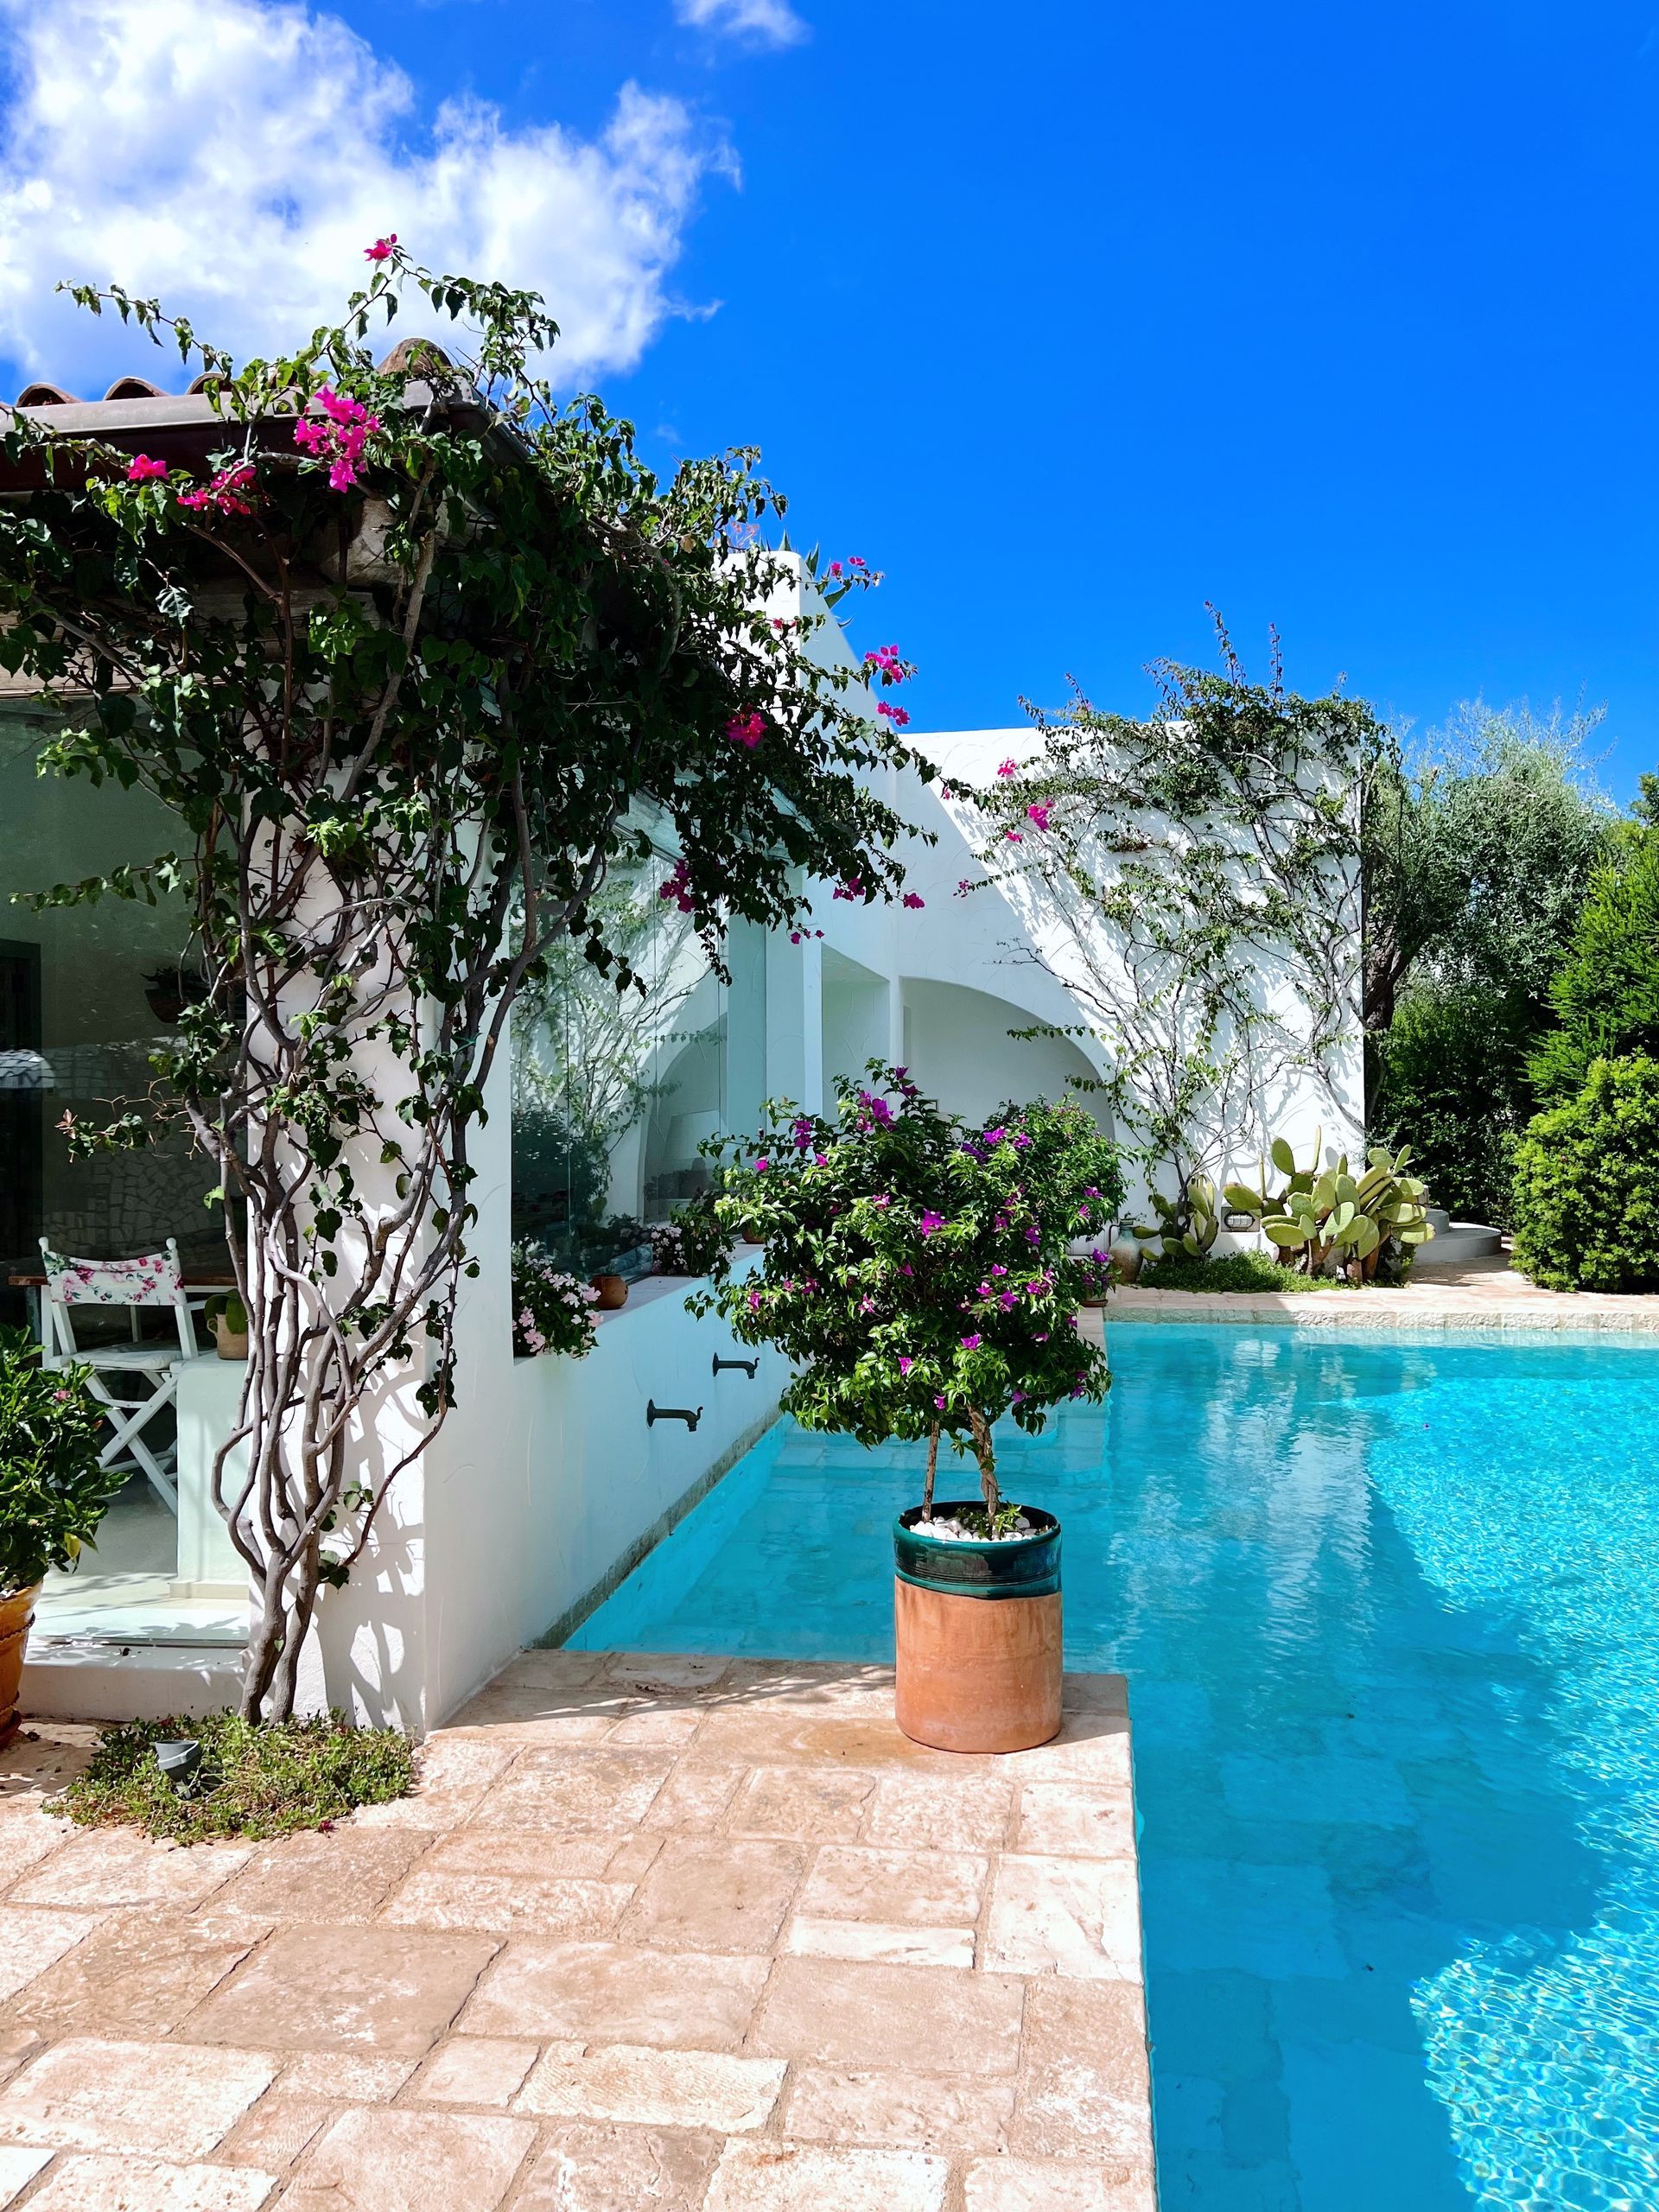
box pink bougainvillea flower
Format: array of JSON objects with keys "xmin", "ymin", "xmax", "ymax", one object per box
[
  {"xmin": 955, "ymin": 878, "xmax": 974, "ymax": 898},
  {"xmin": 748, "ymin": 1288, "xmax": 762, "ymax": 1311},
  {"xmin": 848, "ymin": 554, "xmax": 868, "ymax": 569},
  {"xmin": 125, "ymin": 454, "xmax": 167, "ymax": 481},
  {"xmin": 876, "ymin": 700, "xmax": 912, "ymax": 728},
  {"xmin": 754, "ymin": 1158, "xmax": 771, "ymax": 1173},
  {"xmin": 726, "ymin": 709, "xmax": 766, "ymax": 749},
  {"xmin": 858, "ymin": 1297, "xmax": 876, "ymax": 1315},
  {"xmin": 658, "ymin": 859, "xmax": 696, "ymax": 914},
  {"xmin": 901, "ymin": 892, "xmax": 925, "ymax": 909},
  {"xmin": 180, "ymin": 463, "xmax": 257, "ymax": 515},
  {"xmin": 961, "ymin": 1333, "xmax": 981, "ymax": 1350},
  {"xmin": 1027, "ymin": 802, "xmax": 1052, "ymax": 830},
  {"xmin": 934, "ymin": 1394, "xmax": 947, "ymax": 1409},
  {"xmin": 872, "ymin": 1194, "xmax": 892, "ymax": 1207},
  {"xmin": 1004, "ymin": 830, "xmax": 1024, "ymax": 842},
  {"xmin": 832, "ymin": 876, "xmax": 867, "ymax": 902},
  {"xmin": 919, "ymin": 1211, "xmax": 945, "ymax": 1237},
  {"xmin": 863, "ymin": 643, "xmax": 906, "ymax": 680},
  {"xmin": 996, "ymin": 757, "xmax": 1018, "ymax": 777},
  {"xmin": 365, "ymin": 233, "xmax": 397, "ymax": 262},
  {"xmin": 898, "ymin": 1355, "xmax": 914, "ymax": 1374}
]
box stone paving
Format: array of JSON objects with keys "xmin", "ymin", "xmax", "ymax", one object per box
[
  {"xmin": 0, "ymin": 1653, "xmax": 1153, "ymax": 2210},
  {"xmin": 1102, "ymin": 1249, "xmax": 1659, "ymax": 1332}
]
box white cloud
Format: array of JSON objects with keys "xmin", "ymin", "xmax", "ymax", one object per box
[
  {"xmin": 0, "ymin": 0, "xmax": 732, "ymax": 392},
  {"xmin": 676, "ymin": 0, "xmax": 808, "ymax": 49}
]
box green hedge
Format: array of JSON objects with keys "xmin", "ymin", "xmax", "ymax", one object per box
[{"xmin": 1510, "ymin": 1056, "xmax": 1659, "ymax": 1293}]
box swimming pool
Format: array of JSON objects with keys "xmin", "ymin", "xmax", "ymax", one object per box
[{"xmin": 570, "ymin": 1322, "xmax": 1659, "ymax": 2209}]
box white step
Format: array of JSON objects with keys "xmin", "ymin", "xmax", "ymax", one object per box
[{"xmin": 1422, "ymin": 1209, "xmax": 1503, "ymax": 1266}]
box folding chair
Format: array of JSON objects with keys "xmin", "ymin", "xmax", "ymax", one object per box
[{"xmin": 38, "ymin": 1236, "xmax": 200, "ymax": 1514}]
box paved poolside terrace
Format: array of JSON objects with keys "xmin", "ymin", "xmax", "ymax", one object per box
[
  {"xmin": 1103, "ymin": 1250, "xmax": 1659, "ymax": 1332},
  {"xmin": 0, "ymin": 1651, "xmax": 1153, "ymax": 2211}
]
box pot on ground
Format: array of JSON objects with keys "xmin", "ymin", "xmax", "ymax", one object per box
[
  {"xmin": 588, "ymin": 1274, "xmax": 629, "ymax": 1311},
  {"xmin": 0, "ymin": 1580, "xmax": 41, "ymax": 1744},
  {"xmin": 892, "ymin": 1503, "xmax": 1062, "ymax": 1753}
]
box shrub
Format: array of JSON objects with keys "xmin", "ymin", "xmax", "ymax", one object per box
[
  {"xmin": 1510, "ymin": 1057, "xmax": 1659, "ymax": 1293},
  {"xmin": 0, "ymin": 1328, "xmax": 127, "ymax": 1597},
  {"xmin": 1139, "ymin": 1251, "xmax": 1338, "ymax": 1294},
  {"xmin": 510, "ymin": 1246, "xmax": 601, "ymax": 1357},
  {"xmin": 1529, "ymin": 832, "xmax": 1659, "ymax": 1106},
  {"xmin": 652, "ymin": 1195, "xmax": 732, "ymax": 1279},
  {"xmin": 1373, "ymin": 982, "xmax": 1532, "ymax": 1226},
  {"xmin": 51, "ymin": 1710, "xmax": 415, "ymax": 1844},
  {"xmin": 695, "ymin": 1068, "xmax": 1122, "ymax": 1519}
]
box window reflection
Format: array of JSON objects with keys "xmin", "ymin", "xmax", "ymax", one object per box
[{"xmin": 511, "ymin": 842, "xmax": 740, "ymax": 1277}]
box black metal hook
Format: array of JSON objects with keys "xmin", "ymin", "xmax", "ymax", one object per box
[
  {"xmin": 712, "ymin": 1354, "xmax": 759, "ymax": 1380},
  {"xmin": 646, "ymin": 1400, "xmax": 702, "ymax": 1431}
]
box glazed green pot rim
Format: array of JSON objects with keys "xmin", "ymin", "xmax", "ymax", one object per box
[{"xmin": 895, "ymin": 1502, "xmax": 1060, "ymax": 1548}]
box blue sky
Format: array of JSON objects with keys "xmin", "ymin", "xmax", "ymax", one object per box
[{"xmin": 2, "ymin": 0, "xmax": 1654, "ymax": 797}]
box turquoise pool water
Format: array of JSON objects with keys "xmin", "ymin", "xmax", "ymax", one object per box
[{"xmin": 571, "ymin": 1323, "xmax": 1659, "ymax": 2209}]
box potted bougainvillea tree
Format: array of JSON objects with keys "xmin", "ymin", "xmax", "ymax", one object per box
[{"xmin": 694, "ymin": 1066, "xmax": 1122, "ymax": 1751}]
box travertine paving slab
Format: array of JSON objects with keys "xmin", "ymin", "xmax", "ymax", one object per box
[
  {"xmin": 702, "ymin": 2138, "xmax": 950, "ymax": 2212},
  {"xmin": 0, "ymin": 1905, "xmax": 99, "ymax": 2003},
  {"xmin": 8, "ymin": 1659, "xmax": 1152, "ymax": 2209},
  {"xmin": 19, "ymin": 2152, "xmax": 278, "ymax": 2211},
  {"xmin": 283, "ymin": 2106, "xmax": 535, "ymax": 2210},
  {"xmin": 0, "ymin": 2036, "xmax": 275, "ymax": 2156},
  {"xmin": 184, "ymin": 1923, "xmax": 498, "ymax": 2053},
  {"xmin": 517, "ymin": 2043, "xmax": 787, "ymax": 2133},
  {"xmin": 10, "ymin": 1907, "xmax": 257, "ymax": 2036},
  {"xmin": 512, "ymin": 2120, "xmax": 721, "ymax": 2210},
  {"xmin": 461, "ymin": 1939, "xmax": 769, "ymax": 2050}
]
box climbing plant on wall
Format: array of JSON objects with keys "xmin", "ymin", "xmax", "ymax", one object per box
[
  {"xmin": 959, "ymin": 616, "xmax": 1376, "ymax": 1218},
  {"xmin": 0, "ymin": 245, "xmax": 922, "ymax": 1719}
]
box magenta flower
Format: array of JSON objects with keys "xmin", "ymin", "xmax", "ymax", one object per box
[
  {"xmin": 1014, "ymin": 1132, "xmax": 1032, "ymax": 1149},
  {"xmin": 832, "ymin": 877, "xmax": 867, "ymax": 902},
  {"xmin": 1027, "ymin": 802, "xmax": 1052, "ymax": 830},
  {"xmin": 919, "ymin": 1211, "xmax": 945, "ymax": 1237},
  {"xmin": 996, "ymin": 758, "xmax": 1018, "ymax": 777},
  {"xmin": 859, "ymin": 1297, "xmax": 876, "ymax": 1315},
  {"xmin": 863, "ymin": 643, "xmax": 905, "ymax": 679},
  {"xmin": 748, "ymin": 1288, "xmax": 762, "ymax": 1311},
  {"xmin": 1025, "ymin": 1224, "xmax": 1041, "ymax": 1245},
  {"xmin": 877, "ymin": 701, "xmax": 912, "ymax": 728},
  {"xmin": 658, "ymin": 859, "xmax": 696, "ymax": 914},
  {"xmin": 899, "ymin": 1355, "xmax": 914, "ymax": 1375},
  {"xmin": 829, "ymin": 560, "xmax": 842, "ymax": 575},
  {"xmin": 934, "ymin": 1395, "xmax": 947, "ymax": 1409},
  {"xmin": 901, "ymin": 891, "xmax": 925, "ymax": 909},
  {"xmin": 791, "ymin": 1116, "xmax": 816, "ymax": 1152},
  {"xmin": 961, "ymin": 1334, "xmax": 981, "ymax": 1350},
  {"xmin": 125, "ymin": 454, "xmax": 167, "ymax": 481},
  {"xmin": 726, "ymin": 709, "xmax": 766, "ymax": 749},
  {"xmin": 955, "ymin": 878, "xmax": 974, "ymax": 898},
  {"xmin": 180, "ymin": 463, "xmax": 257, "ymax": 515},
  {"xmin": 364, "ymin": 233, "xmax": 397, "ymax": 262},
  {"xmin": 873, "ymin": 1194, "xmax": 892, "ymax": 1207},
  {"xmin": 1005, "ymin": 830, "xmax": 1023, "ymax": 842},
  {"xmin": 755, "ymin": 1158, "xmax": 771, "ymax": 1173}
]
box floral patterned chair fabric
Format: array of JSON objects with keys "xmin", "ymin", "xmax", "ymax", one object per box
[{"xmin": 39, "ymin": 1236, "xmax": 200, "ymax": 1512}]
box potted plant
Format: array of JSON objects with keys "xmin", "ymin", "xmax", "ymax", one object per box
[
  {"xmin": 695, "ymin": 1066, "xmax": 1122, "ymax": 1751},
  {"xmin": 0, "ymin": 1329, "xmax": 129, "ymax": 1742},
  {"xmin": 202, "ymin": 1291, "xmax": 249, "ymax": 1359},
  {"xmin": 511, "ymin": 1245, "xmax": 602, "ymax": 1357}
]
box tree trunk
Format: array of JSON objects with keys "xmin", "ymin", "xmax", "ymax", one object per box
[
  {"xmin": 967, "ymin": 1406, "xmax": 998, "ymax": 1522},
  {"xmin": 922, "ymin": 1424, "xmax": 939, "ymax": 1518}
]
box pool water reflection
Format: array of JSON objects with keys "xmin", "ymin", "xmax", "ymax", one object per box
[{"xmin": 571, "ymin": 1324, "xmax": 1659, "ymax": 2209}]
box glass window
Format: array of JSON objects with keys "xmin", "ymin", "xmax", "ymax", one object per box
[
  {"xmin": 512, "ymin": 842, "xmax": 766, "ymax": 1277},
  {"xmin": 0, "ymin": 709, "xmax": 243, "ymax": 1644}
]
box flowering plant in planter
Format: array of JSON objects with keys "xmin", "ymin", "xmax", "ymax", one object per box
[
  {"xmin": 692, "ymin": 1067, "xmax": 1122, "ymax": 1523},
  {"xmin": 510, "ymin": 1247, "xmax": 601, "ymax": 1359},
  {"xmin": 0, "ymin": 1329, "xmax": 124, "ymax": 1597}
]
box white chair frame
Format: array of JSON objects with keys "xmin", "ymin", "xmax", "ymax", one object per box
[{"xmin": 39, "ymin": 1236, "xmax": 200, "ymax": 1514}]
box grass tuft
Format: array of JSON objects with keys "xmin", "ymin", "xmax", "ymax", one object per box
[
  {"xmin": 50, "ymin": 1710, "xmax": 416, "ymax": 1845},
  {"xmin": 1138, "ymin": 1251, "xmax": 1341, "ymax": 1294}
]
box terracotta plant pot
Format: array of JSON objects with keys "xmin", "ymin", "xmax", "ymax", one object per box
[
  {"xmin": 892, "ymin": 1504, "xmax": 1062, "ymax": 1753},
  {"xmin": 213, "ymin": 1315, "xmax": 249, "ymax": 1361},
  {"xmin": 0, "ymin": 1580, "xmax": 41, "ymax": 1745},
  {"xmin": 589, "ymin": 1273, "xmax": 629, "ymax": 1311}
]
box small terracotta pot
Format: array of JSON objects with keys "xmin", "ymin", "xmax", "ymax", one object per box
[
  {"xmin": 213, "ymin": 1316, "xmax": 249, "ymax": 1361},
  {"xmin": 589, "ymin": 1273, "xmax": 629, "ymax": 1311},
  {"xmin": 892, "ymin": 1505, "xmax": 1062, "ymax": 1753},
  {"xmin": 0, "ymin": 1580, "xmax": 41, "ymax": 1745}
]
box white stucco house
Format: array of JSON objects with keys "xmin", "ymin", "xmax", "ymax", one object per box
[{"xmin": 2, "ymin": 498, "xmax": 1363, "ymax": 1732}]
